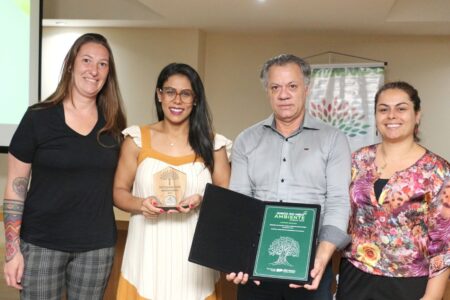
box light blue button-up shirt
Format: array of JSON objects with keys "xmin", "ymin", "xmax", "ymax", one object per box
[{"xmin": 230, "ymin": 113, "xmax": 351, "ymax": 249}]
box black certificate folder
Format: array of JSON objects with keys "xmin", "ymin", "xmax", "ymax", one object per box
[{"xmin": 188, "ymin": 183, "xmax": 321, "ymax": 284}]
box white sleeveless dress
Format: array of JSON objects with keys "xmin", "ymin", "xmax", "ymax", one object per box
[{"xmin": 116, "ymin": 125, "xmax": 232, "ymax": 300}]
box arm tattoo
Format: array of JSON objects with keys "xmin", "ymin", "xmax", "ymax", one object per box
[
  {"xmin": 12, "ymin": 177, "xmax": 29, "ymax": 199},
  {"xmin": 3, "ymin": 199, "xmax": 24, "ymax": 262}
]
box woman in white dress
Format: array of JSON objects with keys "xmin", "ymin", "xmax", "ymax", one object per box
[{"xmin": 114, "ymin": 63, "xmax": 231, "ymax": 300}]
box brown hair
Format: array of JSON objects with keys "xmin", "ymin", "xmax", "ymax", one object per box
[{"xmin": 35, "ymin": 33, "xmax": 126, "ymax": 143}]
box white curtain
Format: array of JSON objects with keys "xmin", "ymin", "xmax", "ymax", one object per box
[{"xmin": 306, "ymin": 63, "xmax": 384, "ymax": 152}]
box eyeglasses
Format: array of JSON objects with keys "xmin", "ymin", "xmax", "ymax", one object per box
[{"xmin": 158, "ymin": 87, "xmax": 195, "ymax": 104}]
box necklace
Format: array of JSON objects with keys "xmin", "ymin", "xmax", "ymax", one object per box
[
  {"xmin": 165, "ymin": 130, "xmax": 188, "ymax": 148},
  {"xmin": 166, "ymin": 135, "xmax": 178, "ymax": 147},
  {"xmin": 377, "ymin": 146, "xmax": 388, "ymax": 175},
  {"xmin": 167, "ymin": 137, "xmax": 185, "ymax": 147},
  {"xmin": 378, "ymin": 159, "xmax": 387, "ymax": 175}
]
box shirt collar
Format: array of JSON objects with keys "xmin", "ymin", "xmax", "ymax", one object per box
[{"xmin": 262, "ymin": 113, "xmax": 321, "ymax": 132}]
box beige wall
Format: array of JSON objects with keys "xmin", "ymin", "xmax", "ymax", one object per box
[
  {"xmin": 204, "ymin": 32, "xmax": 450, "ymax": 160},
  {"xmin": 42, "ymin": 27, "xmax": 205, "ymax": 125},
  {"xmin": 0, "ymin": 26, "xmax": 205, "ymax": 201},
  {"xmin": 1, "ymin": 28, "xmax": 449, "ymax": 199}
]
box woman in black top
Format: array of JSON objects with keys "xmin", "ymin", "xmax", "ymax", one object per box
[{"xmin": 3, "ymin": 33, "xmax": 126, "ymax": 299}]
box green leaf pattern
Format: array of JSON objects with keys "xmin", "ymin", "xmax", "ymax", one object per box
[{"xmin": 309, "ymin": 97, "xmax": 370, "ymax": 137}]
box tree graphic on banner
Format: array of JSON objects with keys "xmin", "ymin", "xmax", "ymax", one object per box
[
  {"xmin": 309, "ymin": 97, "xmax": 370, "ymax": 138},
  {"xmin": 306, "ymin": 66, "xmax": 384, "ymax": 151}
]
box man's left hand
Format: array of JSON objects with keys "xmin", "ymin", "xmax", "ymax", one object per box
[{"xmin": 289, "ymin": 256, "xmax": 326, "ymax": 289}]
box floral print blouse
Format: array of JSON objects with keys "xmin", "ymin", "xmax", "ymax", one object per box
[{"xmin": 343, "ymin": 144, "xmax": 450, "ymax": 278}]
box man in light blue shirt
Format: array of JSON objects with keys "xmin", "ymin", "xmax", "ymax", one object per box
[{"xmin": 227, "ymin": 54, "xmax": 351, "ymax": 300}]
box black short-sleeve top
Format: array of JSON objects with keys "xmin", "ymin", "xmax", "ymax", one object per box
[{"xmin": 9, "ymin": 103, "xmax": 119, "ymax": 251}]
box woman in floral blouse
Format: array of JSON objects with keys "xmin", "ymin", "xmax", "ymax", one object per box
[{"xmin": 336, "ymin": 81, "xmax": 449, "ymax": 300}]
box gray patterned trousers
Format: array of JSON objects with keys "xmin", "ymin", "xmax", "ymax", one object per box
[{"xmin": 20, "ymin": 240, "xmax": 114, "ymax": 300}]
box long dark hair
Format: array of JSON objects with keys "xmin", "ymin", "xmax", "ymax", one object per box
[
  {"xmin": 154, "ymin": 63, "xmax": 215, "ymax": 172},
  {"xmin": 35, "ymin": 33, "xmax": 126, "ymax": 143}
]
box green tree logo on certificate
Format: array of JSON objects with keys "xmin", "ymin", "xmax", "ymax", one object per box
[
  {"xmin": 253, "ymin": 205, "xmax": 317, "ymax": 282},
  {"xmin": 269, "ymin": 236, "xmax": 300, "ymax": 267}
]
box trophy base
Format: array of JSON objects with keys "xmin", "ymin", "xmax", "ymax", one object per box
[{"xmin": 159, "ymin": 205, "xmax": 189, "ymax": 211}]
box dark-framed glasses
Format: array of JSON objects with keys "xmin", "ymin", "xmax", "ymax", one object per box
[{"xmin": 159, "ymin": 87, "xmax": 195, "ymax": 104}]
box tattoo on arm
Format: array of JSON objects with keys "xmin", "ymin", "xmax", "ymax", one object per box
[
  {"xmin": 3, "ymin": 176, "xmax": 28, "ymax": 262},
  {"xmin": 4, "ymin": 199, "xmax": 24, "ymax": 262},
  {"xmin": 12, "ymin": 177, "xmax": 29, "ymax": 199}
]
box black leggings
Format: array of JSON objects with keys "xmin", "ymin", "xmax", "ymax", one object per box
[{"xmin": 336, "ymin": 258, "xmax": 428, "ymax": 300}]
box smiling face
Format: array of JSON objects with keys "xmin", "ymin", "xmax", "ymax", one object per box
[
  {"xmin": 157, "ymin": 74, "xmax": 194, "ymax": 125},
  {"xmin": 375, "ymin": 88, "xmax": 420, "ymax": 143},
  {"xmin": 266, "ymin": 63, "xmax": 308, "ymax": 126},
  {"xmin": 71, "ymin": 42, "xmax": 110, "ymax": 102}
]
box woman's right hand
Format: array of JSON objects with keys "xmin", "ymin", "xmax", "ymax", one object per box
[
  {"xmin": 140, "ymin": 196, "xmax": 165, "ymax": 218},
  {"xmin": 226, "ymin": 272, "xmax": 250, "ymax": 285},
  {"xmin": 4, "ymin": 251, "xmax": 24, "ymax": 290}
]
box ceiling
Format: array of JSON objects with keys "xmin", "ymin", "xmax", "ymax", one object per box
[{"xmin": 43, "ymin": 0, "xmax": 450, "ymax": 36}]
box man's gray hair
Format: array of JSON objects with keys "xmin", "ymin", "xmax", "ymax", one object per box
[{"xmin": 260, "ymin": 54, "xmax": 311, "ymax": 88}]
